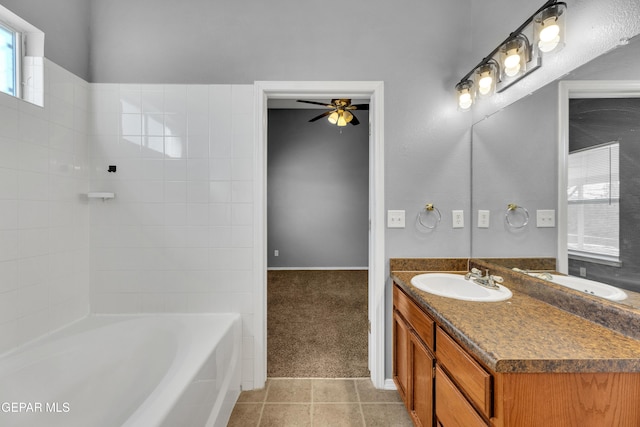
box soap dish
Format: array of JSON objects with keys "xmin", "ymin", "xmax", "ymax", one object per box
[{"xmin": 87, "ymin": 192, "xmax": 115, "ymax": 201}]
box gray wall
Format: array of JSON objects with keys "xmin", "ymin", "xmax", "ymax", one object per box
[
  {"xmin": 0, "ymin": 0, "xmax": 91, "ymax": 81},
  {"xmin": 267, "ymin": 109, "xmax": 369, "ymax": 268},
  {"xmin": 471, "ymin": 82, "xmax": 559, "ymax": 258},
  {"xmin": 89, "ymin": 0, "xmax": 473, "ymax": 260}
]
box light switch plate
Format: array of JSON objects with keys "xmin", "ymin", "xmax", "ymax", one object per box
[
  {"xmin": 452, "ymin": 210, "xmax": 464, "ymax": 228},
  {"xmin": 387, "ymin": 210, "xmax": 405, "ymax": 228},
  {"xmin": 536, "ymin": 209, "xmax": 555, "ymax": 227},
  {"xmin": 477, "ymin": 210, "xmax": 490, "ymax": 228}
]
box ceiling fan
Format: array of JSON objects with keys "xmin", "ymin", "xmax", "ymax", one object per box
[{"xmin": 296, "ymin": 98, "xmax": 369, "ymax": 127}]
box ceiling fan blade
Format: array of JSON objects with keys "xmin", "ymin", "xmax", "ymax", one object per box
[
  {"xmin": 297, "ymin": 100, "xmax": 333, "ymax": 108},
  {"xmin": 308, "ymin": 111, "xmax": 333, "ymax": 122},
  {"xmin": 349, "ymin": 114, "xmax": 361, "ymax": 126},
  {"xmin": 349, "ymin": 104, "xmax": 369, "ymax": 110}
]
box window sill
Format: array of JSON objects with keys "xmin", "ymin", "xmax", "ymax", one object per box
[{"xmin": 568, "ymin": 251, "xmax": 622, "ymax": 267}]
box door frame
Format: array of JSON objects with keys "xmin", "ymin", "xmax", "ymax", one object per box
[{"xmin": 253, "ymin": 81, "xmax": 386, "ymax": 388}]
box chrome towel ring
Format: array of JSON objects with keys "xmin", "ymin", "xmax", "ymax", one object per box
[
  {"xmin": 505, "ymin": 203, "xmax": 529, "ymax": 229},
  {"xmin": 417, "ymin": 203, "xmax": 442, "ymax": 229}
]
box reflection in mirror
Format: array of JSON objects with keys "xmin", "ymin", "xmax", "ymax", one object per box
[
  {"xmin": 567, "ymin": 98, "xmax": 639, "ymax": 293},
  {"xmin": 472, "ymin": 36, "xmax": 640, "ymax": 310}
]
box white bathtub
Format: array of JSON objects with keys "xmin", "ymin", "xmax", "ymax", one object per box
[{"xmin": 0, "ymin": 313, "xmax": 242, "ymax": 427}]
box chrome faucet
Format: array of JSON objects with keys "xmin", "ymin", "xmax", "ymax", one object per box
[{"xmin": 465, "ymin": 268, "xmax": 503, "ymax": 289}]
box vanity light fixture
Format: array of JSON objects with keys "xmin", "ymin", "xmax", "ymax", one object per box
[
  {"xmin": 455, "ymin": 0, "xmax": 566, "ymax": 111},
  {"xmin": 500, "ymin": 36, "xmax": 529, "ymax": 79},
  {"xmin": 535, "ymin": 2, "xmax": 566, "ymax": 53},
  {"xmin": 455, "ymin": 80, "xmax": 475, "ymax": 111},
  {"xmin": 475, "ymin": 60, "xmax": 498, "ymax": 98}
]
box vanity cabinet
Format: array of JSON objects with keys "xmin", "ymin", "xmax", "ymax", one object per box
[
  {"xmin": 393, "ymin": 286, "xmax": 435, "ymax": 427},
  {"xmin": 394, "ymin": 284, "xmax": 489, "ymax": 427},
  {"xmin": 393, "ymin": 281, "xmax": 640, "ymax": 427}
]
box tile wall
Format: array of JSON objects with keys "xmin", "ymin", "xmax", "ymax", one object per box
[
  {"xmin": 0, "ymin": 61, "xmax": 90, "ymax": 354},
  {"xmin": 89, "ymin": 83, "xmax": 256, "ymax": 388}
]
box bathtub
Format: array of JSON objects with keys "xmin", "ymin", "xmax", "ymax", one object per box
[{"xmin": 0, "ymin": 313, "xmax": 242, "ymax": 427}]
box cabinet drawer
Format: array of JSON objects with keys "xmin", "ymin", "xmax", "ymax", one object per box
[
  {"xmin": 435, "ymin": 366, "xmax": 487, "ymax": 427},
  {"xmin": 393, "ymin": 285, "xmax": 435, "ymax": 351},
  {"xmin": 436, "ymin": 327, "xmax": 491, "ymax": 418}
]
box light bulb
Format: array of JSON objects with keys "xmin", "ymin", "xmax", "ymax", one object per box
[
  {"xmin": 455, "ymin": 80, "xmax": 474, "ymax": 111},
  {"xmin": 328, "ymin": 111, "xmax": 339, "ymax": 124},
  {"xmin": 337, "ymin": 111, "xmax": 348, "ymax": 127},
  {"xmin": 343, "ymin": 110, "xmax": 353, "ymax": 123},
  {"xmin": 478, "ymin": 74, "xmax": 493, "ymax": 95},
  {"xmin": 539, "ymin": 18, "xmax": 560, "ymax": 42},
  {"xmin": 503, "ymin": 49, "xmax": 522, "ymax": 77},
  {"xmin": 538, "ymin": 18, "xmax": 561, "ymax": 52},
  {"xmin": 504, "ymin": 50, "xmax": 521, "ymax": 69},
  {"xmin": 458, "ymin": 92, "xmax": 472, "ymax": 110},
  {"xmin": 535, "ymin": 4, "xmax": 566, "ymax": 54}
]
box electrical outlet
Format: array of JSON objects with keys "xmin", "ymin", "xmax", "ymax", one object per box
[
  {"xmin": 536, "ymin": 209, "xmax": 556, "ymax": 227},
  {"xmin": 274, "ymin": 250, "xmax": 279, "ymax": 257},
  {"xmin": 580, "ymin": 267, "xmax": 587, "ymax": 277},
  {"xmin": 387, "ymin": 210, "xmax": 405, "ymax": 228},
  {"xmin": 452, "ymin": 210, "xmax": 464, "ymax": 228},
  {"xmin": 477, "ymin": 210, "xmax": 490, "ymax": 228}
]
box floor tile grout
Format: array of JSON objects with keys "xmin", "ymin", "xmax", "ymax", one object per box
[{"xmin": 229, "ymin": 377, "xmax": 411, "ymax": 426}]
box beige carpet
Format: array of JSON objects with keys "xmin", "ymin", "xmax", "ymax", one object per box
[{"xmin": 267, "ymin": 270, "xmax": 369, "ymax": 378}]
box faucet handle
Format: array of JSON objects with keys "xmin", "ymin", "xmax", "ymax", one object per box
[
  {"xmin": 470, "ymin": 267, "xmax": 482, "ymax": 275},
  {"xmin": 490, "ymin": 275, "xmax": 504, "ymax": 284}
]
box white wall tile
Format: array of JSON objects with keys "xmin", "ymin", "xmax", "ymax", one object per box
[
  {"xmin": 209, "ymin": 182, "xmax": 231, "ymax": 203},
  {"xmin": 0, "ymin": 200, "xmax": 18, "ymax": 230},
  {"xmin": 0, "ymin": 260, "xmax": 18, "ymax": 293},
  {"xmin": 0, "ymin": 231, "xmax": 18, "ymax": 262},
  {"xmin": 187, "ymin": 133, "xmax": 208, "ymax": 158},
  {"xmin": 187, "ymin": 181, "xmax": 209, "ymax": 203},
  {"xmin": 187, "ymin": 158, "xmax": 209, "ymax": 181},
  {"xmin": 3, "ymin": 65, "xmax": 95, "ymax": 350},
  {"xmin": 88, "ymin": 83, "xmax": 256, "ymax": 379},
  {"xmin": 0, "ymin": 137, "xmax": 19, "ymax": 169}
]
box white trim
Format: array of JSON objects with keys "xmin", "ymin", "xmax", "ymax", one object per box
[
  {"xmin": 383, "ymin": 379, "xmax": 397, "ymax": 390},
  {"xmin": 267, "ymin": 267, "xmax": 369, "ymax": 271},
  {"xmin": 254, "ymin": 81, "xmax": 385, "ymax": 389},
  {"xmin": 557, "ymin": 80, "xmax": 640, "ymax": 273}
]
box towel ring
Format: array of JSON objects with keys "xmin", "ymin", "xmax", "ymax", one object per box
[
  {"xmin": 417, "ymin": 203, "xmax": 442, "ymax": 229},
  {"xmin": 505, "ymin": 203, "xmax": 529, "ymax": 229}
]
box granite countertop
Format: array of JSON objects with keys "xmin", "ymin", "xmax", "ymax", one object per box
[{"xmin": 392, "ymin": 270, "xmax": 640, "ymax": 374}]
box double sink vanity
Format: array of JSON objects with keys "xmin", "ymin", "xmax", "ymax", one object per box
[{"xmin": 391, "ymin": 258, "xmax": 640, "ymax": 427}]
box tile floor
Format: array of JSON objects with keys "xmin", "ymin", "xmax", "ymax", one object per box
[{"xmin": 228, "ymin": 378, "xmax": 414, "ymax": 426}]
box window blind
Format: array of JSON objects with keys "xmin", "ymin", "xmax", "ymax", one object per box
[{"xmin": 567, "ymin": 142, "xmax": 620, "ymax": 259}]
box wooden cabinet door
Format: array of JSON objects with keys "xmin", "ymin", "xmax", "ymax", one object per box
[
  {"xmin": 435, "ymin": 366, "xmax": 487, "ymax": 427},
  {"xmin": 410, "ymin": 330, "xmax": 435, "ymax": 427},
  {"xmin": 393, "ymin": 309, "xmax": 410, "ymax": 404}
]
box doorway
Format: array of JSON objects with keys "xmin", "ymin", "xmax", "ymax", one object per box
[{"xmin": 254, "ymin": 81, "xmax": 386, "ymax": 389}]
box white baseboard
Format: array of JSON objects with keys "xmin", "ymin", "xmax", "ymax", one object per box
[
  {"xmin": 384, "ymin": 379, "xmax": 397, "ymax": 390},
  {"xmin": 267, "ymin": 267, "xmax": 369, "ymax": 271}
]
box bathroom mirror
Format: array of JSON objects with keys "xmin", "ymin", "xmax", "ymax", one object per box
[{"xmin": 471, "ymin": 35, "xmax": 640, "ymax": 310}]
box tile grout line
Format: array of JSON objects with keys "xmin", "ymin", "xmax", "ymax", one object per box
[
  {"xmin": 310, "ymin": 378, "xmax": 315, "ymax": 426},
  {"xmin": 355, "ymin": 379, "xmax": 367, "ymax": 426},
  {"xmin": 255, "ymin": 379, "xmax": 269, "ymax": 427}
]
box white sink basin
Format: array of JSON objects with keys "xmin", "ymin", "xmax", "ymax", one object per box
[
  {"xmin": 410, "ymin": 273, "xmax": 512, "ymax": 302},
  {"xmin": 549, "ymin": 274, "xmax": 627, "ymax": 301}
]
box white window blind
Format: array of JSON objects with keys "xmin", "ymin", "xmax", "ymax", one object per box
[{"xmin": 567, "ymin": 142, "xmax": 620, "ymax": 260}]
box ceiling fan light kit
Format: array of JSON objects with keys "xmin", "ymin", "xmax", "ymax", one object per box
[{"xmin": 297, "ymin": 98, "xmax": 369, "ymax": 127}]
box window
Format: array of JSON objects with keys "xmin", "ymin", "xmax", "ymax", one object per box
[
  {"xmin": 567, "ymin": 142, "xmax": 620, "ymax": 262},
  {"xmin": 0, "ymin": 21, "xmax": 17, "ymax": 97},
  {"xmin": 0, "ymin": 5, "xmax": 44, "ymax": 106}
]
